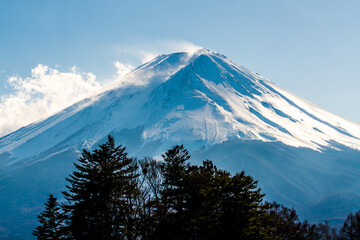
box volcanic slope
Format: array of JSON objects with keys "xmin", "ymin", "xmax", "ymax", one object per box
[{"xmin": 1, "ymin": 49, "xmax": 360, "ymax": 238}]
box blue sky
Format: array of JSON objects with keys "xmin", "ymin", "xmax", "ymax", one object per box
[{"xmin": 1, "ymin": 0, "xmax": 360, "ymax": 133}]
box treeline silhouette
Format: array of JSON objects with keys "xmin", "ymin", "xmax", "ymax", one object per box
[{"xmin": 33, "ymin": 136, "xmax": 360, "ymax": 240}]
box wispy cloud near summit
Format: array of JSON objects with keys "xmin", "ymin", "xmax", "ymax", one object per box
[{"xmin": 114, "ymin": 39, "xmax": 202, "ymax": 64}]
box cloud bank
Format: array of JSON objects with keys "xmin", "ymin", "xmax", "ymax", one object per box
[{"xmin": 0, "ymin": 65, "xmax": 102, "ymax": 137}]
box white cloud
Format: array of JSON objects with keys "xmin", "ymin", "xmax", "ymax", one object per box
[
  {"xmin": 114, "ymin": 61, "xmax": 134, "ymax": 78},
  {"xmin": 114, "ymin": 46, "xmax": 158, "ymax": 64},
  {"xmin": 99, "ymin": 61, "xmax": 135, "ymax": 89},
  {"xmin": 0, "ymin": 64, "xmax": 102, "ymax": 137},
  {"xmin": 0, "ymin": 40, "xmax": 202, "ymax": 137}
]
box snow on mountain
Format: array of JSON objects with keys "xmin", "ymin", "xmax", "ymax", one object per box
[
  {"xmin": 1, "ymin": 48, "xmax": 360, "ymax": 239},
  {"xmin": 2, "ymin": 49, "xmax": 360, "ymax": 163}
]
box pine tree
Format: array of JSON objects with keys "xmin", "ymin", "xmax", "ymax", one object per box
[
  {"xmin": 161, "ymin": 145, "xmax": 190, "ymax": 213},
  {"xmin": 153, "ymin": 146, "xmax": 271, "ymax": 240},
  {"xmin": 33, "ymin": 194, "xmax": 65, "ymax": 240},
  {"xmin": 152, "ymin": 145, "xmax": 191, "ymax": 239},
  {"xmin": 215, "ymin": 169, "xmax": 268, "ymax": 239},
  {"xmin": 184, "ymin": 160, "xmax": 225, "ymax": 239},
  {"xmin": 62, "ymin": 135, "xmax": 139, "ymax": 240},
  {"xmin": 339, "ymin": 211, "xmax": 360, "ymax": 240}
]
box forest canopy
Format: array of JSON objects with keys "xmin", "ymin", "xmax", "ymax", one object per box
[{"xmin": 33, "ymin": 136, "xmax": 360, "ymax": 240}]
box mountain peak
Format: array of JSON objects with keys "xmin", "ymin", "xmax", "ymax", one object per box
[
  {"xmin": 189, "ymin": 48, "xmax": 230, "ymax": 64},
  {"xmin": 192, "ymin": 47, "xmax": 215, "ymax": 56},
  {"xmin": 2, "ymin": 49, "xmax": 360, "ymax": 162},
  {"xmin": 109, "ymin": 49, "xmax": 360, "ymax": 152}
]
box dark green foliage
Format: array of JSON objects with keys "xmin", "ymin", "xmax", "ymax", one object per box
[
  {"xmin": 338, "ymin": 210, "xmax": 360, "ymax": 240},
  {"xmin": 184, "ymin": 160, "xmax": 226, "ymax": 239},
  {"xmin": 218, "ymin": 170, "xmax": 268, "ymax": 239},
  {"xmin": 266, "ymin": 202, "xmax": 303, "ymax": 239},
  {"xmin": 266, "ymin": 202, "xmax": 339, "ymax": 240},
  {"xmin": 33, "ymin": 194, "xmax": 65, "ymax": 240},
  {"xmin": 151, "ymin": 145, "xmax": 191, "ymax": 240},
  {"xmin": 34, "ymin": 140, "xmax": 360, "ymax": 240},
  {"xmin": 154, "ymin": 146, "xmax": 270, "ymax": 240},
  {"xmin": 161, "ymin": 144, "xmax": 191, "ymax": 213},
  {"xmin": 62, "ymin": 136, "xmax": 140, "ymax": 240},
  {"xmin": 184, "ymin": 160, "xmax": 270, "ymax": 240},
  {"xmin": 317, "ymin": 222, "xmax": 336, "ymax": 240}
]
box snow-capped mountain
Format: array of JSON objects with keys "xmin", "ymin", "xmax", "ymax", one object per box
[{"xmin": 1, "ymin": 49, "xmax": 360, "ymax": 239}]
